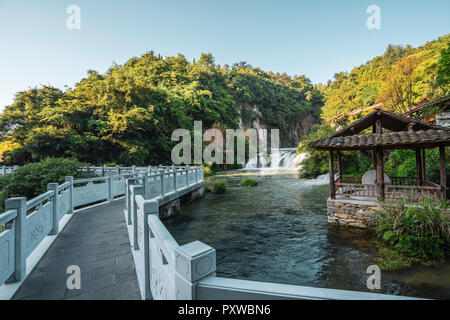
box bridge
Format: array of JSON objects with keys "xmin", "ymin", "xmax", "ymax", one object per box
[{"xmin": 0, "ymin": 165, "xmax": 420, "ymax": 300}]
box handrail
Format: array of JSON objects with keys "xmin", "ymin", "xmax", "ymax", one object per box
[
  {"xmin": 26, "ymin": 190, "xmax": 54, "ymax": 210},
  {"xmin": 73, "ymin": 176, "xmax": 108, "ymax": 184},
  {"xmin": 58, "ymin": 182, "xmax": 71, "ymax": 191},
  {"xmin": 0, "ymin": 164, "xmax": 203, "ymax": 293},
  {"xmin": 0, "ymin": 209, "xmax": 17, "ymax": 226}
]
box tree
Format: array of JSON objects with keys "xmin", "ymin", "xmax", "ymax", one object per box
[
  {"xmin": 436, "ymin": 42, "xmax": 450, "ymax": 95},
  {"xmin": 380, "ymin": 55, "xmax": 419, "ymax": 115}
]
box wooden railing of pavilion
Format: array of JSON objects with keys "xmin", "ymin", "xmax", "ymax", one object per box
[{"xmin": 335, "ymin": 175, "xmax": 441, "ymax": 200}]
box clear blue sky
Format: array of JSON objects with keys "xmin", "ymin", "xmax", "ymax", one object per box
[{"xmin": 0, "ymin": 0, "xmax": 449, "ymax": 110}]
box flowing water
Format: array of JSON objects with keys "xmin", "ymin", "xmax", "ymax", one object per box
[
  {"xmin": 164, "ymin": 171, "xmax": 450, "ymax": 299},
  {"xmin": 244, "ymin": 148, "xmax": 298, "ymax": 170}
]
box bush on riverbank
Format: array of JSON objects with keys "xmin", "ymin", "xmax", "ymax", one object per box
[
  {"xmin": 374, "ymin": 198, "xmax": 450, "ymax": 261},
  {"xmin": 211, "ymin": 180, "xmax": 227, "ymax": 194},
  {"xmin": 0, "ymin": 158, "xmax": 93, "ymax": 211},
  {"xmin": 240, "ymin": 178, "xmax": 258, "ymax": 187},
  {"xmin": 204, "ymin": 164, "xmax": 214, "ymax": 176}
]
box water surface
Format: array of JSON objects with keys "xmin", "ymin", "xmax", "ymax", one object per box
[{"xmin": 164, "ymin": 171, "xmax": 450, "ymax": 299}]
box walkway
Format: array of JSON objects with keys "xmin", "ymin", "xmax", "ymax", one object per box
[{"xmin": 13, "ymin": 199, "xmax": 141, "ymax": 300}]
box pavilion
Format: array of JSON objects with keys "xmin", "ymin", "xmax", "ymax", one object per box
[{"xmin": 309, "ymin": 109, "xmax": 449, "ymax": 203}]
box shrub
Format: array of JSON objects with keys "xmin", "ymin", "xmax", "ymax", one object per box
[
  {"xmin": 374, "ymin": 198, "xmax": 450, "ymax": 260},
  {"xmin": 212, "ymin": 180, "xmax": 227, "ymax": 194},
  {"xmin": 204, "ymin": 164, "xmax": 214, "ymax": 176},
  {"xmin": 0, "ymin": 158, "xmax": 93, "ymax": 211},
  {"xmin": 240, "ymin": 178, "xmax": 258, "ymax": 187}
]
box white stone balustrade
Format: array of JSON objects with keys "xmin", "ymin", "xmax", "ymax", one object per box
[{"xmin": 0, "ymin": 164, "xmax": 202, "ymax": 298}]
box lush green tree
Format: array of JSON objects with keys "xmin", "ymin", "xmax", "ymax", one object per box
[{"xmin": 436, "ymin": 42, "xmax": 450, "ymax": 95}]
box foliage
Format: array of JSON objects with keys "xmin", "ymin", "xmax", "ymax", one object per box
[
  {"xmin": 203, "ymin": 164, "xmax": 214, "ymax": 176},
  {"xmin": 296, "ymin": 123, "xmax": 372, "ymax": 178},
  {"xmin": 211, "ymin": 179, "xmax": 227, "ymax": 194},
  {"xmin": 384, "ymin": 148, "xmax": 450, "ymax": 197},
  {"xmin": 0, "ymin": 52, "xmax": 322, "ymax": 167},
  {"xmin": 436, "ymin": 42, "xmax": 450, "ymax": 95},
  {"xmin": 0, "ymin": 158, "xmax": 93, "ymax": 211},
  {"xmin": 240, "ymin": 178, "xmax": 258, "ymax": 187},
  {"xmin": 320, "ymin": 34, "xmax": 450, "ymax": 123},
  {"xmin": 374, "ymin": 198, "xmax": 450, "ymax": 260},
  {"xmin": 372, "ymin": 246, "xmax": 418, "ymax": 271},
  {"xmin": 379, "ymin": 55, "xmax": 419, "ymax": 115}
]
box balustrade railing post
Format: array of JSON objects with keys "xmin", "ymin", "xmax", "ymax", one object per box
[
  {"xmin": 175, "ymin": 241, "xmax": 216, "ymax": 299},
  {"xmin": 141, "ymin": 199, "xmax": 159, "ymax": 299},
  {"xmin": 143, "ymin": 175, "xmax": 150, "ymax": 199},
  {"xmin": 108, "ymin": 176, "xmax": 113, "ymax": 202},
  {"xmin": 2, "ymin": 165, "xmax": 5, "ymax": 175},
  {"xmin": 65, "ymin": 176, "xmax": 74, "ymax": 214},
  {"xmin": 101, "ymin": 166, "xmax": 105, "ymax": 176},
  {"xmin": 125, "ymin": 178, "xmax": 135, "ymax": 224},
  {"xmin": 160, "ymin": 172, "xmax": 164, "ymax": 195},
  {"xmin": 148, "ymin": 165, "xmax": 151, "ymax": 174},
  {"xmin": 5, "ymin": 197, "xmax": 27, "ymax": 283},
  {"xmin": 116, "ymin": 165, "xmax": 120, "ymax": 175},
  {"xmin": 172, "ymin": 165, "xmax": 177, "ymax": 191},
  {"xmin": 132, "ymin": 165, "xmax": 136, "ymax": 173},
  {"xmin": 195, "ymin": 167, "xmax": 198, "ymax": 182},
  {"xmin": 185, "ymin": 165, "xmax": 189, "ymax": 186},
  {"xmin": 131, "ymin": 186, "xmax": 144, "ymax": 249},
  {"xmin": 47, "ymin": 183, "xmax": 59, "ymax": 235}
]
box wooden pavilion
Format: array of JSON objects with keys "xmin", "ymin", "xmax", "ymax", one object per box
[{"xmin": 309, "ymin": 109, "xmax": 449, "ymax": 202}]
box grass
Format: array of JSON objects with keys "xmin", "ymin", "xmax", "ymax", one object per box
[
  {"xmin": 240, "ymin": 178, "xmax": 258, "ymax": 187},
  {"xmin": 373, "ymin": 197, "xmax": 450, "ymax": 262},
  {"xmin": 211, "ymin": 180, "xmax": 227, "ymax": 194}
]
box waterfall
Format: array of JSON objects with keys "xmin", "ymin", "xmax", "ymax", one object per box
[{"xmin": 244, "ymin": 148, "xmax": 298, "ymax": 170}]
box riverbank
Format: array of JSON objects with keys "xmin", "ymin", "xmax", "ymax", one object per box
[{"xmin": 164, "ymin": 170, "xmax": 450, "ymax": 299}]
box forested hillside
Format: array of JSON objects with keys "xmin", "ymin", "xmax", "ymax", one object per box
[
  {"xmin": 322, "ymin": 33, "xmax": 450, "ymax": 122},
  {"xmin": 298, "ymin": 33, "xmax": 450, "ymax": 182},
  {"xmin": 0, "ymin": 53, "xmax": 323, "ymax": 166}
]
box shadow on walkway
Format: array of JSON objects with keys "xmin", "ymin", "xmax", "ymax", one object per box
[{"xmin": 13, "ymin": 199, "xmax": 141, "ymax": 300}]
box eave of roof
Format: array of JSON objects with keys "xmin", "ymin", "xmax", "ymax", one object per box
[
  {"xmin": 309, "ymin": 129, "xmax": 450, "ymax": 151},
  {"xmin": 328, "ymin": 109, "xmax": 447, "ymax": 139}
]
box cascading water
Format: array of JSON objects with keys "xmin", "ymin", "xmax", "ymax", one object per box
[{"xmin": 244, "ymin": 148, "xmax": 298, "ymax": 170}]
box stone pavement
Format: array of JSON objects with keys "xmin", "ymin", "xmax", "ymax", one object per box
[{"xmin": 13, "ymin": 199, "xmax": 141, "ymax": 300}]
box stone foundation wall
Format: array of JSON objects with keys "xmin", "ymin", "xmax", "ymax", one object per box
[
  {"xmin": 160, "ymin": 186, "xmax": 204, "ymax": 219},
  {"xmin": 327, "ymin": 198, "xmax": 380, "ymax": 228}
]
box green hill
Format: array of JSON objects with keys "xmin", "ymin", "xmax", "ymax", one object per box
[
  {"xmin": 0, "ymin": 53, "xmax": 323, "ymax": 165},
  {"xmin": 321, "ymin": 33, "xmax": 450, "ymax": 122}
]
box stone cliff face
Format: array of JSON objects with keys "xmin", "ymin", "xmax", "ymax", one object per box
[{"xmin": 238, "ymin": 104, "xmax": 320, "ymax": 147}]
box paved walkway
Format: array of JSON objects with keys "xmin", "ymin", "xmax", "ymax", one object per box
[{"xmin": 13, "ymin": 199, "xmax": 141, "ymax": 300}]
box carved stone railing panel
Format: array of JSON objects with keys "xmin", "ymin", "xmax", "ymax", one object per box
[
  {"xmin": 25, "ymin": 192, "xmax": 54, "ymax": 256},
  {"xmin": 73, "ymin": 179, "xmax": 108, "ymax": 207},
  {"xmin": 0, "ymin": 210, "xmax": 16, "ymax": 285},
  {"xmin": 57, "ymin": 184, "xmax": 71, "ymax": 221}
]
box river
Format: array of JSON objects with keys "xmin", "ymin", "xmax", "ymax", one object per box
[{"xmin": 164, "ymin": 170, "xmax": 450, "ymax": 299}]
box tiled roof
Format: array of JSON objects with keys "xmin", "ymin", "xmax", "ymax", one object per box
[{"xmin": 309, "ymin": 129, "xmax": 450, "ymax": 150}]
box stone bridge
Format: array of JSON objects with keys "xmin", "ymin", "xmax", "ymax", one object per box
[{"xmin": 0, "ymin": 165, "xmax": 419, "ymax": 300}]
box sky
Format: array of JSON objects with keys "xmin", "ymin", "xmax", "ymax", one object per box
[{"xmin": 0, "ymin": 0, "xmax": 449, "ymax": 111}]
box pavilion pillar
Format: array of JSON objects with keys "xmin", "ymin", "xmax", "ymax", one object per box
[
  {"xmin": 337, "ymin": 151, "xmax": 342, "ymax": 180},
  {"xmin": 415, "ymin": 148, "xmax": 423, "ymax": 186},
  {"xmin": 421, "ymin": 149, "xmax": 427, "ymax": 182},
  {"xmin": 375, "ymin": 147, "xmax": 385, "ymax": 201},
  {"xmin": 439, "ymin": 145, "xmax": 447, "ymax": 201},
  {"xmin": 328, "ymin": 150, "xmax": 336, "ymax": 200}
]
